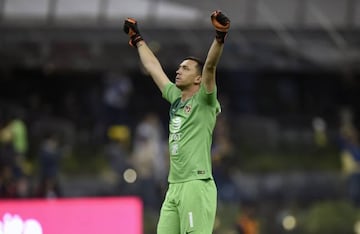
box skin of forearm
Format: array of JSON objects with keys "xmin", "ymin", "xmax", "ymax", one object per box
[
  {"xmin": 137, "ymin": 41, "xmax": 163, "ymax": 76},
  {"xmin": 204, "ymin": 40, "xmax": 224, "ymax": 72}
]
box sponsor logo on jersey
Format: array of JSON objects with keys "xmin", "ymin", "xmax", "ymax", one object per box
[
  {"xmin": 171, "ymin": 117, "xmax": 182, "ymax": 132},
  {"xmin": 171, "ymin": 133, "xmax": 181, "ymax": 141}
]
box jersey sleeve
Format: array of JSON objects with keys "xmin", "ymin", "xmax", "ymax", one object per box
[
  {"xmin": 162, "ymin": 82, "xmax": 182, "ymax": 104},
  {"xmin": 199, "ymin": 84, "xmax": 221, "ymax": 115}
]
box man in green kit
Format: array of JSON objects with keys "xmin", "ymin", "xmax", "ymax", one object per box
[{"xmin": 124, "ymin": 10, "xmax": 231, "ymax": 234}]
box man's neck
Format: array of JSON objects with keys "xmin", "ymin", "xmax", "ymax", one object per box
[{"xmin": 181, "ymin": 85, "xmax": 200, "ymax": 102}]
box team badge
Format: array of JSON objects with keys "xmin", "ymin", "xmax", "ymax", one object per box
[{"xmin": 184, "ymin": 104, "xmax": 192, "ymax": 114}]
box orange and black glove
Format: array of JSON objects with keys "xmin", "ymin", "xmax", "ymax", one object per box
[
  {"xmin": 211, "ymin": 10, "xmax": 230, "ymax": 43},
  {"xmin": 123, "ymin": 17, "xmax": 143, "ymax": 48}
]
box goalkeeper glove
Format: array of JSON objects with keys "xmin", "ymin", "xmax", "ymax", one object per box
[
  {"xmin": 211, "ymin": 10, "xmax": 230, "ymax": 43},
  {"xmin": 123, "ymin": 18, "xmax": 143, "ymax": 48}
]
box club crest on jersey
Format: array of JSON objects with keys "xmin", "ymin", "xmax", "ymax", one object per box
[{"xmin": 184, "ymin": 104, "xmax": 192, "ymax": 114}]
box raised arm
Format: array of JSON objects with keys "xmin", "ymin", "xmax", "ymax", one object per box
[
  {"xmin": 123, "ymin": 18, "xmax": 170, "ymax": 92},
  {"xmin": 202, "ymin": 11, "xmax": 230, "ymax": 93}
]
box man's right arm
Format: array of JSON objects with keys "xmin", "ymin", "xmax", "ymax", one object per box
[
  {"xmin": 136, "ymin": 41, "xmax": 170, "ymax": 92},
  {"xmin": 202, "ymin": 10, "xmax": 230, "ymax": 93},
  {"xmin": 123, "ymin": 18, "xmax": 170, "ymax": 92}
]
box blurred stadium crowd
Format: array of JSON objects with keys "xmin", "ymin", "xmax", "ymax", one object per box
[{"xmin": 1, "ymin": 67, "xmax": 360, "ymax": 233}]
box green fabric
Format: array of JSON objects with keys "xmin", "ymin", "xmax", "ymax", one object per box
[
  {"xmin": 157, "ymin": 179, "xmax": 217, "ymax": 234},
  {"xmin": 162, "ymin": 82, "xmax": 220, "ymax": 183}
]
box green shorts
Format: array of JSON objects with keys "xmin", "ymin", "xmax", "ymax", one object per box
[{"xmin": 157, "ymin": 179, "xmax": 217, "ymax": 234}]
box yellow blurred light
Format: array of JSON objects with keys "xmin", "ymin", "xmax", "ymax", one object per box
[
  {"xmin": 354, "ymin": 220, "xmax": 360, "ymax": 234},
  {"xmin": 282, "ymin": 215, "xmax": 296, "ymax": 231},
  {"xmin": 107, "ymin": 125, "xmax": 130, "ymax": 142}
]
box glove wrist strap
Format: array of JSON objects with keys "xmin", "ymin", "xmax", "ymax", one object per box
[
  {"xmin": 130, "ymin": 34, "xmax": 144, "ymax": 48},
  {"xmin": 215, "ymin": 30, "xmax": 227, "ymax": 43}
]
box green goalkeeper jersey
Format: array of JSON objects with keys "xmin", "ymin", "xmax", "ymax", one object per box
[{"xmin": 162, "ymin": 82, "xmax": 221, "ymax": 183}]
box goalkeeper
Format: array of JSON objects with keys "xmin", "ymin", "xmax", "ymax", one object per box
[{"xmin": 124, "ymin": 10, "xmax": 230, "ymax": 234}]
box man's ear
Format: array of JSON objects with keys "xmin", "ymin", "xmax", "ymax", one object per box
[{"xmin": 194, "ymin": 75, "xmax": 202, "ymax": 84}]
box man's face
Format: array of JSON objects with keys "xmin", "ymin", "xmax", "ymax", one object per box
[{"xmin": 175, "ymin": 59, "xmax": 201, "ymax": 89}]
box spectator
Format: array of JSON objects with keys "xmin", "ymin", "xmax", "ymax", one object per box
[
  {"xmin": 1, "ymin": 108, "xmax": 28, "ymax": 178},
  {"xmin": 212, "ymin": 113, "xmax": 238, "ymax": 202},
  {"xmin": 338, "ymin": 108, "xmax": 360, "ymax": 206},
  {"xmin": 0, "ymin": 108, "xmax": 30, "ymax": 198},
  {"xmin": 235, "ymin": 202, "xmax": 259, "ymax": 234},
  {"xmin": 104, "ymin": 124, "xmax": 132, "ymax": 194},
  {"xmin": 36, "ymin": 132, "xmax": 66, "ymax": 198},
  {"xmin": 131, "ymin": 112, "xmax": 167, "ymax": 210},
  {"xmin": 103, "ymin": 72, "xmax": 133, "ymax": 127}
]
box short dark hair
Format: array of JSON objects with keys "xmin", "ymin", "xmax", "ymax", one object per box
[{"xmin": 183, "ymin": 56, "xmax": 204, "ymax": 75}]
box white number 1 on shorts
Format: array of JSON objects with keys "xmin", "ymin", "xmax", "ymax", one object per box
[{"xmin": 188, "ymin": 212, "xmax": 194, "ymax": 228}]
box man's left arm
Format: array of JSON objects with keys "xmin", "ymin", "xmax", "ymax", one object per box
[{"xmin": 202, "ymin": 10, "xmax": 230, "ymax": 93}]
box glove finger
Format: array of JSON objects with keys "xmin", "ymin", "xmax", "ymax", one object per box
[
  {"xmin": 128, "ymin": 28, "xmax": 136, "ymax": 37},
  {"xmin": 123, "ymin": 23, "xmax": 130, "ymax": 34},
  {"xmin": 216, "ymin": 13, "xmax": 230, "ymax": 26},
  {"xmin": 126, "ymin": 18, "xmax": 137, "ymax": 25},
  {"xmin": 124, "ymin": 19, "xmax": 138, "ymax": 35},
  {"xmin": 211, "ymin": 10, "xmax": 230, "ymax": 31},
  {"xmin": 211, "ymin": 10, "xmax": 220, "ymax": 21}
]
